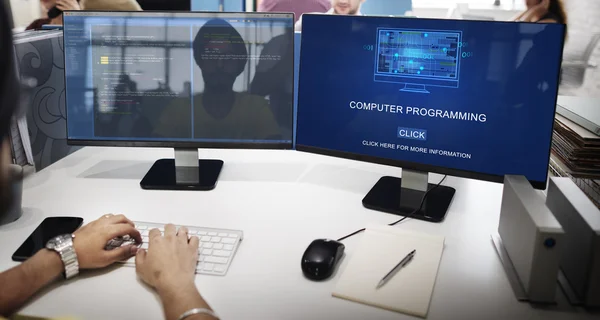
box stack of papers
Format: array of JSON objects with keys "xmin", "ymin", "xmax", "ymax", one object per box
[
  {"xmin": 550, "ymin": 104, "xmax": 600, "ymax": 209},
  {"xmin": 332, "ymin": 225, "xmax": 445, "ymax": 318},
  {"xmin": 552, "ymin": 114, "xmax": 600, "ymax": 178}
]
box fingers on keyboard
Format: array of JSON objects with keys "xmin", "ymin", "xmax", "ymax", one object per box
[{"xmin": 118, "ymin": 222, "xmax": 241, "ymax": 276}]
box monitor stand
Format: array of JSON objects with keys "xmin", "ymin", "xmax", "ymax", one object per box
[
  {"xmin": 400, "ymin": 84, "xmax": 430, "ymax": 94},
  {"xmin": 140, "ymin": 148, "xmax": 223, "ymax": 191},
  {"xmin": 362, "ymin": 169, "xmax": 455, "ymax": 222}
]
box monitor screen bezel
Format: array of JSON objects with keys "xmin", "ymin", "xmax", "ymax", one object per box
[
  {"xmin": 295, "ymin": 14, "xmax": 566, "ymax": 190},
  {"xmin": 63, "ymin": 10, "xmax": 295, "ymax": 149}
]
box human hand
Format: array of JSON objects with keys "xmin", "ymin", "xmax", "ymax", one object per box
[
  {"xmin": 55, "ymin": 0, "xmax": 81, "ymax": 11},
  {"xmin": 519, "ymin": 0, "xmax": 549, "ymax": 22},
  {"xmin": 525, "ymin": 0, "xmax": 550, "ymax": 22},
  {"xmin": 135, "ymin": 224, "xmax": 199, "ymax": 292},
  {"xmin": 539, "ymin": 0, "xmax": 550, "ymax": 10},
  {"xmin": 72, "ymin": 214, "xmax": 142, "ymax": 269},
  {"xmin": 529, "ymin": 0, "xmax": 550, "ymax": 11}
]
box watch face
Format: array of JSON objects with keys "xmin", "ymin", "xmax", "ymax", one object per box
[{"xmin": 46, "ymin": 234, "xmax": 73, "ymax": 250}]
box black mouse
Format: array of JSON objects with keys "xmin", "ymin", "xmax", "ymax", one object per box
[{"xmin": 301, "ymin": 238, "xmax": 345, "ymax": 280}]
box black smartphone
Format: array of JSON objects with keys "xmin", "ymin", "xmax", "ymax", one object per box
[
  {"xmin": 47, "ymin": 6, "xmax": 63, "ymax": 19},
  {"xmin": 12, "ymin": 217, "xmax": 84, "ymax": 262},
  {"xmin": 47, "ymin": 0, "xmax": 80, "ymax": 19}
]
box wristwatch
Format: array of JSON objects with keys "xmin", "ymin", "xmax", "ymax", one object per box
[{"xmin": 46, "ymin": 234, "xmax": 79, "ymax": 279}]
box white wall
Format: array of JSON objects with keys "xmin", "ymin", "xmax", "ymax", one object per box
[
  {"xmin": 9, "ymin": 0, "xmax": 41, "ymax": 29},
  {"xmin": 562, "ymin": 0, "xmax": 600, "ymax": 97},
  {"xmin": 409, "ymin": 6, "xmax": 519, "ymax": 20}
]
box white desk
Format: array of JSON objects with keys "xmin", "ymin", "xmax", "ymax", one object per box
[{"xmin": 0, "ymin": 147, "xmax": 596, "ymax": 320}]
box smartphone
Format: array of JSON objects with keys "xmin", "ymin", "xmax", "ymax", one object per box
[
  {"xmin": 47, "ymin": 0, "xmax": 80, "ymax": 19},
  {"xmin": 47, "ymin": 6, "xmax": 63, "ymax": 19},
  {"xmin": 12, "ymin": 217, "xmax": 84, "ymax": 262}
]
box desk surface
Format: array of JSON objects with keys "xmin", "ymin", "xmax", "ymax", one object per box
[{"xmin": 0, "ymin": 147, "xmax": 596, "ymax": 320}]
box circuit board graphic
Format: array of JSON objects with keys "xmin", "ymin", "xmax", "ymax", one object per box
[{"xmin": 375, "ymin": 28, "xmax": 462, "ymax": 85}]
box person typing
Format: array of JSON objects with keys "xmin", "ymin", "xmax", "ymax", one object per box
[
  {"xmin": 0, "ymin": 214, "xmax": 142, "ymax": 317},
  {"xmin": 0, "ymin": 2, "xmax": 216, "ymax": 319},
  {"xmin": 0, "ymin": 216, "xmax": 218, "ymax": 320}
]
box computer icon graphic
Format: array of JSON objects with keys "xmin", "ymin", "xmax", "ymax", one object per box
[
  {"xmin": 374, "ymin": 28, "xmax": 462, "ymax": 93},
  {"xmin": 63, "ymin": 11, "xmax": 294, "ymax": 191}
]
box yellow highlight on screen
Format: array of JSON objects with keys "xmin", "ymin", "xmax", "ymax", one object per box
[{"xmin": 100, "ymin": 56, "xmax": 109, "ymax": 64}]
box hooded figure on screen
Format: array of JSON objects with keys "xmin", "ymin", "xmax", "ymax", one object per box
[{"xmin": 154, "ymin": 18, "xmax": 281, "ymax": 140}]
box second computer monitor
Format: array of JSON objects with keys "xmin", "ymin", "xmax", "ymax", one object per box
[
  {"xmin": 296, "ymin": 14, "xmax": 565, "ymax": 222},
  {"xmin": 63, "ymin": 11, "xmax": 295, "ymax": 190}
]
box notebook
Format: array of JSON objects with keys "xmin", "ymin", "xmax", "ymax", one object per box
[{"xmin": 332, "ymin": 225, "xmax": 445, "ymax": 318}]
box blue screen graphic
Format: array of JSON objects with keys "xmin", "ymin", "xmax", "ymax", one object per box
[
  {"xmin": 296, "ymin": 15, "xmax": 565, "ymax": 184},
  {"xmin": 377, "ymin": 29, "xmax": 460, "ymax": 78},
  {"xmin": 375, "ymin": 28, "xmax": 462, "ymax": 93}
]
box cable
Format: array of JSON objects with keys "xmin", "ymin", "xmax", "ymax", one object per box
[{"xmin": 336, "ymin": 175, "xmax": 448, "ymax": 242}]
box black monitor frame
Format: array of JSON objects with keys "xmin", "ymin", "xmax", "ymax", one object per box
[
  {"xmin": 295, "ymin": 15, "xmax": 564, "ymax": 222},
  {"xmin": 63, "ymin": 10, "xmax": 296, "ymax": 190}
]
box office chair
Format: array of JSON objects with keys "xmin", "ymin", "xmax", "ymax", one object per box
[{"xmin": 560, "ymin": 33, "xmax": 600, "ymax": 91}]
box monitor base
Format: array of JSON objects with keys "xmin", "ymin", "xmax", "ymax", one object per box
[
  {"xmin": 362, "ymin": 175, "xmax": 455, "ymax": 223},
  {"xmin": 140, "ymin": 159, "xmax": 223, "ymax": 191},
  {"xmin": 400, "ymin": 84, "xmax": 430, "ymax": 94}
]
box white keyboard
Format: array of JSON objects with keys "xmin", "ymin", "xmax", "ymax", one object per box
[{"xmin": 106, "ymin": 221, "xmax": 243, "ymax": 276}]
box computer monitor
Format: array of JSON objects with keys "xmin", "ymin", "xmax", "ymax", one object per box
[
  {"xmin": 63, "ymin": 11, "xmax": 295, "ymax": 190},
  {"xmin": 296, "ymin": 14, "xmax": 565, "ymax": 222},
  {"xmin": 191, "ymin": 0, "xmax": 245, "ymax": 12}
]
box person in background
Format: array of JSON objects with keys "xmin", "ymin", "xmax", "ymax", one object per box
[
  {"xmin": 26, "ymin": 0, "xmax": 81, "ymax": 30},
  {"xmin": 1, "ymin": 4, "xmax": 217, "ymax": 319},
  {"xmin": 79, "ymin": 0, "xmax": 142, "ymax": 11},
  {"xmin": 25, "ymin": 0, "xmax": 142, "ymax": 30},
  {"xmin": 512, "ymin": 0, "xmax": 567, "ymax": 24},
  {"xmin": 258, "ymin": 0, "xmax": 331, "ymax": 23},
  {"xmin": 294, "ymin": 0, "xmax": 366, "ymax": 31}
]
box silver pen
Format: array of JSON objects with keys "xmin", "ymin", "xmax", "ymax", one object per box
[{"xmin": 376, "ymin": 249, "xmax": 416, "ymax": 289}]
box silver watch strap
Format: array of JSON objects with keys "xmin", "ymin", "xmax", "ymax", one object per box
[
  {"xmin": 177, "ymin": 308, "xmax": 219, "ymax": 320},
  {"xmin": 59, "ymin": 240, "xmax": 79, "ymax": 279}
]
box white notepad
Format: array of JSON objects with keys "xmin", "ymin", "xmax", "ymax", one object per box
[{"xmin": 332, "ymin": 225, "xmax": 445, "ymax": 318}]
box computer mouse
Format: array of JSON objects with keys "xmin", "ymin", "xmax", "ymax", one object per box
[{"xmin": 301, "ymin": 238, "xmax": 345, "ymax": 280}]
